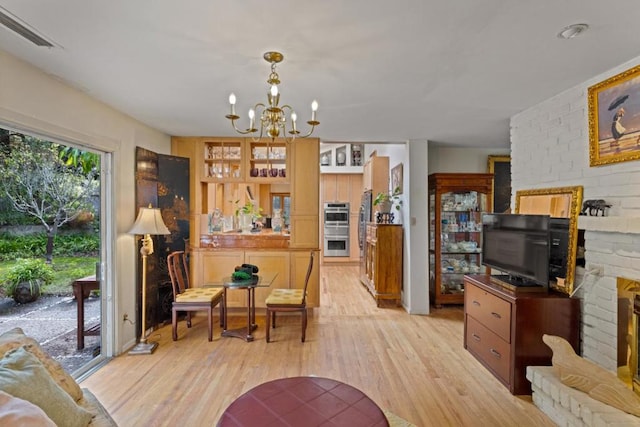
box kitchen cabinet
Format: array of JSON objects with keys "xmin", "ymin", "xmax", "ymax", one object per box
[
  {"xmin": 463, "ymin": 274, "xmax": 580, "ymax": 395},
  {"xmin": 289, "ymin": 138, "xmax": 319, "ymax": 249},
  {"xmin": 363, "ymin": 223, "xmax": 402, "ymax": 306},
  {"xmin": 362, "ymin": 155, "xmax": 389, "ymax": 195},
  {"xmin": 428, "ymin": 173, "xmax": 493, "ymax": 307}
]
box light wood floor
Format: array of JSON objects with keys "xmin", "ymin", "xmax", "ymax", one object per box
[{"xmin": 81, "ymin": 265, "xmax": 554, "ymax": 426}]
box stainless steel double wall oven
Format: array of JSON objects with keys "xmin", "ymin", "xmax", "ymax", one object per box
[{"xmin": 323, "ymin": 202, "xmax": 349, "ymax": 257}]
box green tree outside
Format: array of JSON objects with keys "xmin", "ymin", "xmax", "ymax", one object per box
[{"xmin": 0, "ymin": 132, "xmax": 99, "ymax": 263}]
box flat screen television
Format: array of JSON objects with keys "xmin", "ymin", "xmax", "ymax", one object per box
[{"xmin": 482, "ymin": 213, "xmax": 551, "ymax": 288}]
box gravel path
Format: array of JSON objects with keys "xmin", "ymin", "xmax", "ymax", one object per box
[{"xmin": 0, "ymin": 294, "xmax": 101, "ymax": 374}]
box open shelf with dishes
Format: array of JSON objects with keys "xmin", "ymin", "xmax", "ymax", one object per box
[
  {"xmin": 247, "ymin": 140, "xmax": 288, "ymax": 181},
  {"xmin": 203, "ymin": 139, "xmax": 243, "ymax": 181},
  {"xmin": 319, "ymin": 142, "xmax": 364, "ymax": 174}
]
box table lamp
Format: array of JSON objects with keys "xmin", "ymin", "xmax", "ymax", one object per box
[{"xmin": 127, "ymin": 204, "xmax": 170, "ymax": 355}]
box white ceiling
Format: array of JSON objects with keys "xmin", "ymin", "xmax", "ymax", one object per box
[{"xmin": 2, "ymin": 1, "xmax": 640, "ymax": 148}]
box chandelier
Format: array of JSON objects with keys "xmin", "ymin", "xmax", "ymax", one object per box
[{"xmin": 225, "ymin": 51, "xmax": 319, "ymax": 142}]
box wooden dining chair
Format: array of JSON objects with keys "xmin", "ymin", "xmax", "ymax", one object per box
[
  {"xmin": 167, "ymin": 251, "xmax": 224, "ymax": 342},
  {"xmin": 265, "ymin": 251, "xmax": 314, "ymax": 343}
]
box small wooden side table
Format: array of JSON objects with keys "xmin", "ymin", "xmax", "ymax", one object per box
[{"xmin": 71, "ymin": 275, "xmax": 100, "ymax": 350}]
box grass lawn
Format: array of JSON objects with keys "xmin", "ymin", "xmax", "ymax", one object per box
[{"xmin": 0, "ymin": 257, "xmax": 98, "ymax": 296}]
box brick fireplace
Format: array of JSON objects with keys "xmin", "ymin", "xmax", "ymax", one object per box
[
  {"xmin": 617, "ymin": 277, "xmax": 640, "ymax": 395},
  {"xmin": 574, "ymin": 216, "xmax": 640, "ymax": 377}
]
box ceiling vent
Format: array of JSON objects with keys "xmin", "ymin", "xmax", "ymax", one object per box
[{"xmin": 0, "ymin": 7, "xmax": 54, "ymax": 47}]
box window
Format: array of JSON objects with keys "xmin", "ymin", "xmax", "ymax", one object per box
[{"xmin": 271, "ymin": 193, "xmax": 290, "ymax": 226}]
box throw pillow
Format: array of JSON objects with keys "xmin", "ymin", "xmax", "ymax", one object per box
[
  {"xmin": 0, "ymin": 390, "xmax": 56, "ymax": 427},
  {"xmin": 543, "ymin": 334, "xmax": 640, "ymax": 417},
  {"xmin": 0, "ymin": 327, "xmax": 83, "ymax": 401},
  {"xmin": 0, "ymin": 346, "xmax": 93, "ymax": 427}
]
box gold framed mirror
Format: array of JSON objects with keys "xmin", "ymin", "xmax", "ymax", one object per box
[{"xmin": 515, "ymin": 186, "xmax": 583, "ymax": 294}]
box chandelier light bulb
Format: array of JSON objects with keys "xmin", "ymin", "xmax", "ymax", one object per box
[
  {"xmin": 311, "ymin": 100, "xmax": 318, "ymax": 111},
  {"xmin": 248, "ymin": 108, "xmax": 255, "ymax": 129},
  {"xmin": 228, "ymin": 93, "xmax": 237, "ymax": 116},
  {"xmin": 270, "ymin": 85, "xmax": 278, "ymax": 97},
  {"xmin": 291, "ymin": 111, "xmax": 297, "ymax": 122}
]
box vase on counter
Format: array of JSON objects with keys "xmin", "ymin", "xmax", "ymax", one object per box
[
  {"xmin": 272, "ymin": 209, "xmax": 282, "ymax": 232},
  {"xmin": 239, "ymin": 213, "xmax": 253, "ymax": 233},
  {"xmin": 208, "ymin": 208, "xmax": 222, "ymax": 233}
]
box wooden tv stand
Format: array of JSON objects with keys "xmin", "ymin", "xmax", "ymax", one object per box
[{"xmin": 463, "ymin": 274, "xmax": 580, "ymax": 395}]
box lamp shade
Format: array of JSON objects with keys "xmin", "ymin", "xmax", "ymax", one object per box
[{"xmin": 128, "ymin": 206, "xmax": 171, "ymax": 235}]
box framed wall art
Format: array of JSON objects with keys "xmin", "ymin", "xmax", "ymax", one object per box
[
  {"xmin": 588, "ymin": 64, "xmax": 640, "ymax": 166},
  {"xmin": 487, "ymin": 155, "xmax": 511, "ymax": 213},
  {"xmin": 391, "ymin": 163, "xmax": 403, "ymax": 194}
]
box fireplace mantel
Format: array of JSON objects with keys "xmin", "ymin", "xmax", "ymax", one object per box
[{"xmin": 578, "ymin": 216, "xmax": 640, "ymax": 234}]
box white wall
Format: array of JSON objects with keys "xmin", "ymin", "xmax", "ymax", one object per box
[
  {"xmin": 511, "ymin": 54, "xmax": 640, "ymax": 370},
  {"xmin": 428, "ymin": 146, "xmax": 510, "ymax": 173},
  {"xmin": 0, "ymin": 50, "xmax": 171, "ymax": 355},
  {"xmin": 406, "ymin": 139, "xmax": 429, "ymax": 314}
]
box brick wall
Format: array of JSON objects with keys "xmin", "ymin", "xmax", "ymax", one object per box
[{"xmin": 510, "ymin": 56, "xmax": 640, "ymax": 371}]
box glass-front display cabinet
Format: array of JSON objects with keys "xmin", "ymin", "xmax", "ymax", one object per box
[{"xmin": 428, "ymin": 173, "xmax": 494, "ymax": 307}]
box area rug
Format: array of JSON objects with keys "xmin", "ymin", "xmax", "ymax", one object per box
[{"xmin": 384, "ymin": 410, "xmax": 417, "ymax": 427}]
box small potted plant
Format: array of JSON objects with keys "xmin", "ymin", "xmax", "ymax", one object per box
[
  {"xmin": 231, "ymin": 200, "xmax": 263, "ymax": 232},
  {"xmin": 373, "ymin": 186, "xmax": 403, "ymax": 213},
  {"xmin": 2, "ymin": 259, "xmax": 54, "ymax": 304}
]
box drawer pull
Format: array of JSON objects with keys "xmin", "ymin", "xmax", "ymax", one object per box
[
  {"xmin": 472, "ymin": 300, "xmax": 480, "ymax": 306},
  {"xmin": 491, "ymin": 311, "xmax": 501, "ymax": 319},
  {"xmin": 471, "ymin": 333, "xmax": 480, "ymax": 342},
  {"xmin": 490, "ymin": 348, "xmax": 501, "ymax": 359}
]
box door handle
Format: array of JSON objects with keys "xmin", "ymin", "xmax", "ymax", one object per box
[
  {"xmin": 490, "ymin": 349, "xmax": 501, "ymax": 359},
  {"xmin": 472, "ymin": 300, "xmax": 480, "ymax": 306},
  {"xmin": 491, "ymin": 312, "xmax": 501, "ymax": 319},
  {"xmin": 472, "ymin": 333, "xmax": 480, "ymax": 341}
]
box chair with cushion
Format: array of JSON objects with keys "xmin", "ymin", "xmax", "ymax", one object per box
[
  {"xmin": 265, "ymin": 251, "xmax": 314, "ymax": 343},
  {"xmin": 167, "ymin": 251, "xmax": 224, "ymax": 342}
]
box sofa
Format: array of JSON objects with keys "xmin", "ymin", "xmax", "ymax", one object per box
[{"xmin": 0, "ymin": 327, "xmax": 116, "ymax": 427}]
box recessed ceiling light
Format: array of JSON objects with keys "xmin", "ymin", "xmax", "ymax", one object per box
[{"xmin": 557, "ymin": 23, "xmax": 589, "ymax": 39}]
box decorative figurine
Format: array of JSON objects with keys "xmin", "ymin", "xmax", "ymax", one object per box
[{"xmin": 580, "ymin": 199, "xmax": 611, "ymax": 216}]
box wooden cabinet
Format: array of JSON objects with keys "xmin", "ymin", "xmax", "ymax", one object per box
[
  {"xmin": 190, "ymin": 249, "xmax": 318, "ymax": 308},
  {"xmin": 290, "ymin": 138, "xmax": 319, "ymax": 249},
  {"xmin": 463, "ymin": 275, "xmax": 580, "ymax": 395},
  {"xmin": 362, "ymin": 155, "xmax": 389, "ymax": 197},
  {"xmin": 244, "ymin": 251, "xmax": 290, "ymax": 306},
  {"xmin": 428, "ymin": 173, "xmax": 493, "ymax": 307},
  {"xmin": 171, "ymin": 136, "xmax": 320, "ymax": 309},
  {"xmin": 363, "ymin": 224, "xmax": 402, "ymax": 306}
]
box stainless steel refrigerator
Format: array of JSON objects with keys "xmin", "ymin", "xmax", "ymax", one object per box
[{"xmin": 358, "ymin": 190, "xmax": 372, "ymax": 284}]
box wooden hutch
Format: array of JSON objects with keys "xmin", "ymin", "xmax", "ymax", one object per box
[{"xmin": 171, "ymin": 136, "xmax": 320, "ymax": 309}]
